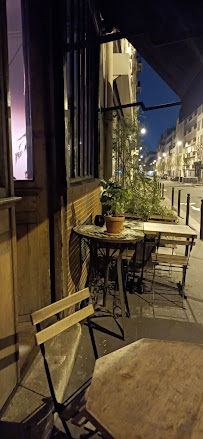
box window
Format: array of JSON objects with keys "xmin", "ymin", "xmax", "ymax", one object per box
[
  {"xmin": 65, "ymin": 0, "xmax": 99, "ymax": 179},
  {"xmin": 0, "ymin": 17, "xmax": 6, "ymax": 190},
  {"xmin": 198, "ymin": 121, "xmax": 200, "ymax": 131},
  {"xmin": 202, "ymin": 119, "xmax": 203, "ymax": 129},
  {"xmin": 6, "ymin": 0, "xmax": 33, "ymax": 180}
]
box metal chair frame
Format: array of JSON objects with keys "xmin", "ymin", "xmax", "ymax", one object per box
[
  {"xmin": 151, "ymin": 232, "xmax": 195, "ymax": 306},
  {"xmin": 31, "ymin": 288, "xmax": 98, "ymax": 439}
]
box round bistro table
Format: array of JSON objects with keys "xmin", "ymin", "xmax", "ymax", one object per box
[{"xmin": 73, "ymin": 220, "xmax": 144, "ymax": 338}]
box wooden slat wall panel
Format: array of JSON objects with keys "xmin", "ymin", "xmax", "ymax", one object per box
[
  {"xmin": 0, "ymin": 236, "xmax": 17, "ymax": 408},
  {"xmin": 15, "ymin": 196, "xmax": 37, "ymax": 212},
  {"xmin": 0, "ymin": 209, "xmax": 9, "ymax": 234},
  {"xmin": 16, "ymin": 211, "xmax": 38, "ymax": 224},
  {"xmin": 17, "ymin": 224, "xmax": 40, "ymax": 315},
  {"xmin": 0, "ymin": 231, "xmax": 10, "ymax": 253},
  {"xmin": 16, "ymin": 193, "xmax": 50, "ymax": 317}
]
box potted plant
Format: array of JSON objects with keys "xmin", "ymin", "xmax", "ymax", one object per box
[{"xmin": 100, "ymin": 180, "xmax": 132, "ymax": 235}]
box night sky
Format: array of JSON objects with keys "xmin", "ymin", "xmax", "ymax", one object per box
[{"xmin": 138, "ymin": 58, "xmax": 181, "ymax": 152}]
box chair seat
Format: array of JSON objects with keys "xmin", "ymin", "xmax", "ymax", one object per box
[{"xmin": 151, "ymin": 253, "xmax": 188, "ymax": 266}]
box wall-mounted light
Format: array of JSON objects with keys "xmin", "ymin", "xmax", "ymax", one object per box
[
  {"xmin": 177, "ymin": 140, "xmax": 182, "ymax": 146},
  {"xmin": 162, "ymin": 153, "xmax": 166, "ymax": 157}
]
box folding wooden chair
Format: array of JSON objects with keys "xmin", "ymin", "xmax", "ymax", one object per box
[
  {"xmin": 31, "ymin": 288, "xmax": 99, "ymax": 438},
  {"xmin": 151, "ymin": 232, "xmax": 195, "ymax": 305}
]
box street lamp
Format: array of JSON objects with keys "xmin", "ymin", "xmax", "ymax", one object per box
[
  {"xmin": 158, "ymin": 156, "xmax": 161, "ymax": 160},
  {"xmin": 162, "ymin": 153, "xmax": 166, "ymax": 157},
  {"xmin": 140, "ymin": 127, "xmax": 146, "ymax": 135},
  {"xmin": 177, "ymin": 140, "xmax": 182, "ymax": 146},
  {"xmin": 140, "ymin": 155, "xmax": 143, "ymax": 158}
]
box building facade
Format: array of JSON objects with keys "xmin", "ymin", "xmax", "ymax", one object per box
[
  {"xmin": 0, "ymin": 0, "xmax": 140, "ymax": 411},
  {"xmin": 156, "ymin": 104, "xmax": 203, "ymax": 180}
]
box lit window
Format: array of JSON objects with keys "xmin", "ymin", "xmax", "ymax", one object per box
[{"xmin": 6, "ymin": 0, "xmax": 33, "ymax": 180}]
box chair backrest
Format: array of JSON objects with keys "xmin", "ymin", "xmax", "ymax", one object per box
[
  {"xmin": 159, "ymin": 238, "xmax": 196, "ymax": 246},
  {"xmin": 31, "ymin": 288, "xmax": 94, "ymax": 346},
  {"xmin": 155, "ymin": 231, "xmax": 195, "ymax": 260}
]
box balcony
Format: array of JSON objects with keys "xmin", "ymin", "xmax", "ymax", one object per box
[
  {"xmin": 113, "ymin": 52, "xmax": 133, "ymax": 117},
  {"xmin": 137, "ymin": 58, "xmax": 142, "ymax": 72},
  {"xmin": 136, "ymin": 80, "xmax": 141, "ymax": 94},
  {"xmin": 113, "ymin": 53, "xmax": 131, "ymax": 79}
]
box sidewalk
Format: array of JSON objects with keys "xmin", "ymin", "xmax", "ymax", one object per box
[
  {"xmin": 52, "ymin": 205, "xmax": 203, "ymax": 437},
  {"xmin": 162, "ymin": 194, "xmax": 203, "ymax": 325}
]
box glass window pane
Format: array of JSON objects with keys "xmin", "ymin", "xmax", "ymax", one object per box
[{"xmin": 6, "ymin": 0, "xmax": 33, "ymax": 180}]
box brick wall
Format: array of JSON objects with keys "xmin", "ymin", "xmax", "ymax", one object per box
[{"xmin": 65, "ymin": 181, "xmax": 101, "ymax": 296}]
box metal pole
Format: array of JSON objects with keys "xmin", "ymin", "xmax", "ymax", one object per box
[
  {"xmin": 178, "ymin": 189, "xmax": 181, "ymax": 216},
  {"xmin": 171, "ymin": 187, "xmax": 174, "ymax": 207},
  {"xmin": 162, "ymin": 183, "xmax": 164, "ymax": 198},
  {"xmin": 200, "ymin": 199, "xmax": 203, "ymax": 240},
  {"xmin": 186, "ymin": 194, "xmax": 190, "ymax": 225}
]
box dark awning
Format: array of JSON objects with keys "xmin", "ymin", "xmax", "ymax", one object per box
[{"xmin": 96, "ymin": 0, "xmax": 203, "ymax": 119}]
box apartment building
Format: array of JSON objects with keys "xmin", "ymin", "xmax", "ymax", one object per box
[
  {"xmin": 157, "ymin": 128, "xmax": 175, "ymax": 177},
  {"xmin": 157, "ymin": 104, "xmax": 203, "ymax": 180}
]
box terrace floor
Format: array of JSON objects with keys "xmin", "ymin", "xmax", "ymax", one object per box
[{"xmin": 53, "ymin": 236, "xmax": 203, "ymax": 438}]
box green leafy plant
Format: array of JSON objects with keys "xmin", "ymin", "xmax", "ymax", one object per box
[
  {"xmin": 112, "ymin": 110, "xmax": 146, "ymax": 186},
  {"xmin": 100, "ymin": 180, "xmax": 132, "ymax": 216},
  {"xmin": 127, "ymin": 173, "xmax": 175, "ymax": 221}
]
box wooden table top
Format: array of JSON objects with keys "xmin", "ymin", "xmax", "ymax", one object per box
[
  {"xmin": 73, "ymin": 220, "xmax": 144, "ymax": 244},
  {"xmin": 86, "ymin": 338, "xmax": 203, "ymax": 439},
  {"xmin": 143, "ymin": 222, "xmax": 197, "ymax": 238}
]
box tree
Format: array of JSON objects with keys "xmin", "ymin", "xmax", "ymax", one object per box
[{"xmin": 112, "ymin": 109, "xmax": 145, "ymax": 185}]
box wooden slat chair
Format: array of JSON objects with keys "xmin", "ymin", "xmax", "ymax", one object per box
[
  {"xmin": 31, "ymin": 288, "xmax": 99, "ymax": 439},
  {"xmin": 151, "ymin": 232, "xmax": 195, "ymax": 304}
]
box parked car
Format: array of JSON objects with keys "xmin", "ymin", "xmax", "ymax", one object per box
[{"xmin": 161, "ymin": 174, "xmax": 168, "ymax": 180}]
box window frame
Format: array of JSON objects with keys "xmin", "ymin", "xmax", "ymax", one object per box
[{"xmin": 65, "ymin": 0, "xmax": 100, "ymax": 183}]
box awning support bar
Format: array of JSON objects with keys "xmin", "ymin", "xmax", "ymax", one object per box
[
  {"xmin": 101, "ymin": 100, "xmax": 181, "ymax": 113},
  {"xmin": 65, "ymin": 31, "xmax": 138, "ymax": 52}
]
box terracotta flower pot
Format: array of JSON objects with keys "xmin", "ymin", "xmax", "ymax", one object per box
[{"xmin": 104, "ymin": 215, "xmax": 125, "ymax": 236}]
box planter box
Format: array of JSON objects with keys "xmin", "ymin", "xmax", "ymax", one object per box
[{"xmin": 125, "ymin": 213, "xmax": 177, "ymax": 223}]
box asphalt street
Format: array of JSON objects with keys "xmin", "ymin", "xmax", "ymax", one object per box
[{"xmin": 160, "ymin": 180, "xmax": 203, "ymax": 224}]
